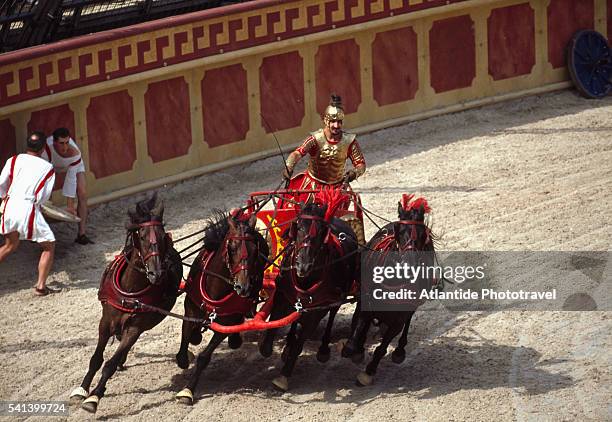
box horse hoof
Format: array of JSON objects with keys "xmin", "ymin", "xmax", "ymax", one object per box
[
  {"xmin": 272, "ymin": 376, "xmax": 289, "ymax": 392},
  {"xmin": 356, "ymin": 372, "xmax": 373, "ymax": 387},
  {"xmin": 228, "ymin": 334, "xmax": 243, "ymax": 350},
  {"xmin": 336, "ymin": 339, "xmax": 348, "ymax": 354},
  {"xmin": 176, "ymin": 388, "xmax": 194, "ymax": 405},
  {"xmin": 351, "ymin": 351, "xmax": 365, "ymax": 364},
  {"xmin": 69, "ymin": 386, "xmax": 88, "ymax": 403},
  {"xmin": 316, "ymin": 350, "xmax": 331, "ymax": 363},
  {"xmin": 81, "ymin": 395, "xmax": 99, "ymax": 413},
  {"xmin": 391, "ymin": 349, "xmax": 406, "ymax": 364}
]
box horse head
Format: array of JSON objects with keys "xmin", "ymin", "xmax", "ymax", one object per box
[
  {"xmin": 222, "ymin": 210, "xmax": 261, "ymax": 298},
  {"xmin": 126, "ymin": 193, "xmax": 169, "ymax": 285},
  {"xmin": 291, "ymin": 186, "xmax": 351, "ymax": 278},
  {"xmin": 394, "ymin": 194, "xmax": 433, "ymax": 252},
  {"xmin": 292, "ymin": 201, "xmax": 330, "ymax": 278}
]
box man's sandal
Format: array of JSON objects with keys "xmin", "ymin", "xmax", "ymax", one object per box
[
  {"xmin": 75, "ymin": 234, "xmax": 94, "ymax": 245},
  {"xmin": 33, "ymin": 286, "xmax": 61, "ymax": 296}
]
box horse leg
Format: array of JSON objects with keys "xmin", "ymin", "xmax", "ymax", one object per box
[
  {"xmin": 176, "ymin": 319, "xmax": 198, "ymax": 369},
  {"xmin": 259, "ymin": 300, "xmax": 289, "ymax": 358},
  {"xmin": 227, "ymin": 333, "xmax": 242, "ymax": 350},
  {"xmin": 281, "ymin": 322, "xmax": 297, "ymax": 362},
  {"xmin": 81, "ymin": 327, "xmax": 142, "ymax": 413},
  {"xmin": 273, "ymin": 315, "xmax": 321, "ymax": 392},
  {"xmin": 316, "ymin": 307, "xmax": 339, "ymax": 363},
  {"xmin": 117, "ymin": 349, "xmax": 129, "ymax": 371},
  {"xmin": 176, "ymin": 301, "xmax": 201, "ymax": 369},
  {"xmin": 391, "ymin": 312, "xmax": 415, "ymax": 364},
  {"xmin": 357, "ymin": 322, "xmax": 403, "ymax": 387},
  {"xmin": 176, "ymin": 331, "xmax": 227, "ymax": 406},
  {"xmin": 342, "ymin": 315, "xmax": 370, "ymax": 364},
  {"xmin": 350, "ymin": 301, "xmax": 361, "ymax": 334},
  {"xmin": 70, "ymin": 319, "xmax": 111, "ymax": 402}
]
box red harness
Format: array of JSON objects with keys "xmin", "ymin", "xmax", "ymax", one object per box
[
  {"xmin": 183, "ymin": 222, "xmax": 260, "ymax": 317},
  {"xmin": 372, "ymin": 220, "xmax": 430, "ymax": 253},
  {"xmin": 183, "ymin": 249, "xmax": 255, "ymax": 317},
  {"xmin": 98, "ymin": 254, "xmax": 168, "ymax": 313},
  {"xmin": 284, "ymin": 223, "xmax": 347, "ymax": 308}
]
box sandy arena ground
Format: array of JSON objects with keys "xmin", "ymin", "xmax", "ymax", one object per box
[{"xmin": 0, "ymin": 89, "xmax": 610, "ymax": 421}]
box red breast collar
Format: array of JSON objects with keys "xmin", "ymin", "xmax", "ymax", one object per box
[
  {"xmin": 286, "ymin": 233, "xmax": 345, "ymax": 308},
  {"xmin": 184, "ymin": 250, "xmax": 254, "ymax": 317},
  {"xmin": 98, "ymin": 254, "xmax": 167, "ymax": 313}
]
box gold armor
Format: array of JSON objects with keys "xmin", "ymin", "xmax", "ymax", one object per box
[
  {"xmin": 308, "ymin": 129, "xmax": 355, "ymax": 184},
  {"xmin": 284, "ymin": 94, "xmax": 365, "ymax": 184}
]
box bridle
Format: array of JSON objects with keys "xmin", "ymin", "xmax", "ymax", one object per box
[
  {"xmin": 125, "ymin": 220, "xmax": 165, "ymax": 282},
  {"xmin": 222, "ymin": 221, "xmax": 259, "ymax": 293},
  {"xmin": 294, "ymin": 214, "xmax": 331, "ymax": 249},
  {"xmin": 291, "ymin": 213, "xmax": 332, "ymax": 277},
  {"xmin": 396, "ymin": 219, "xmax": 430, "ymax": 252}
]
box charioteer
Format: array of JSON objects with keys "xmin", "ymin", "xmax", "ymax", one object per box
[
  {"xmin": 282, "ymin": 94, "xmax": 366, "ymax": 192},
  {"xmin": 281, "ymin": 94, "xmax": 367, "ymax": 243}
]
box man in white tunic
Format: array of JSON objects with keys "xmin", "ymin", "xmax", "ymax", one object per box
[
  {"xmin": 42, "ymin": 127, "xmax": 93, "ymax": 244},
  {"xmin": 0, "ymin": 132, "xmax": 57, "ymax": 296}
]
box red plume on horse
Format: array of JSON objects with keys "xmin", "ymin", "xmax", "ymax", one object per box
[{"xmin": 314, "ymin": 185, "xmax": 351, "ymax": 222}]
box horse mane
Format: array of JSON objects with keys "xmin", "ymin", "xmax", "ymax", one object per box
[
  {"xmin": 128, "ymin": 193, "xmax": 164, "ymax": 225},
  {"xmin": 314, "ymin": 186, "xmax": 350, "ymax": 222},
  {"xmin": 202, "ymin": 210, "xmax": 231, "ymax": 252},
  {"xmin": 201, "ymin": 209, "xmax": 263, "ymax": 253}
]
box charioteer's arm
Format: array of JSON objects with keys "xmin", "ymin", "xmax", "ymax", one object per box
[
  {"xmin": 344, "ymin": 139, "xmax": 366, "ymax": 182},
  {"xmin": 282, "ymin": 135, "xmax": 317, "ymax": 180}
]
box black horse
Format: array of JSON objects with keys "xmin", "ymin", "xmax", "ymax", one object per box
[
  {"xmin": 259, "ymin": 192, "xmax": 360, "ymax": 391},
  {"xmin": 342, "ymin": 194, "xmax": 435, "ymax": 386},
  {"xmin": 70, "ymin": 194, "xmax": 182, "ymax": 413},
  {"xmin": 175, "ymin": 209, "xmax": 269, "ymax": 405}
]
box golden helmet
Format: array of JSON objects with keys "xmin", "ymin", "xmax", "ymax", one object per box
[{"xmin": 323, "ymin": 94, "xmax": 345, "ymax": 125}]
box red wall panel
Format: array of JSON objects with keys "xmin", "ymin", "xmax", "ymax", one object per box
[
  {"xmin": 430, "ymin": 15, "xmax": 476, "ymax": 93},
  {"xmin": 488, "ymin": 3, "xmax": 536, "ymax": 80},
  {"xmin": 260, "ymin": 51, "xmax": 305, "ymax": 132},
  {"xmin": 86, "ymin": 91, "xmax": 136, "ymax": 178},
  {"xmin": 315, "ymin": 39, "xmax": 361, "ymax": 116},
  {"xmin": 27, "ymin": 103, "xmax": 76, "ymax": 141},
  {"xmin": 201, "ymin": 64, "xmax": 250, "ymax": 147},
  {"xmin": 0, "ymin": 119, "xmax": 16, "ymax": 166},
  {"xmin": 144, "ymin": 77, "xmax": 192, "ymax": 162},
  {"xmin": 547, "ymin": 0, "xmax": 594, "ymax": 68},
  {"xmin": 372, "ymin": 26, "xmax": 419, "ymax": 105}
]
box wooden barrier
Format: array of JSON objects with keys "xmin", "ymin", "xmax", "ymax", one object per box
[{"xmin": 0, "ymin": 0, "xmax": 609, "ymax": 204}]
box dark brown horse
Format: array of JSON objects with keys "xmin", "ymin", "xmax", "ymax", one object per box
[
  {"xmin": 175, "ymin": 209, "xmax": 269, "ymax": 405},
  {"xmin": 70, "ymin": 194, "xmax": 182, "ymax": 413},
  {"xmin": 342, "ymin": 194, "xmax": 435, "ymax": 386},
  {"xmin": 259, "ymin": 190, "xmax": 359, "ymax": 392}
]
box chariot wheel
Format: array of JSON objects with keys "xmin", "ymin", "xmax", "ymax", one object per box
[{"xmin": 567, "ymin": 30, "xmax": 612, "ymax": 99}]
